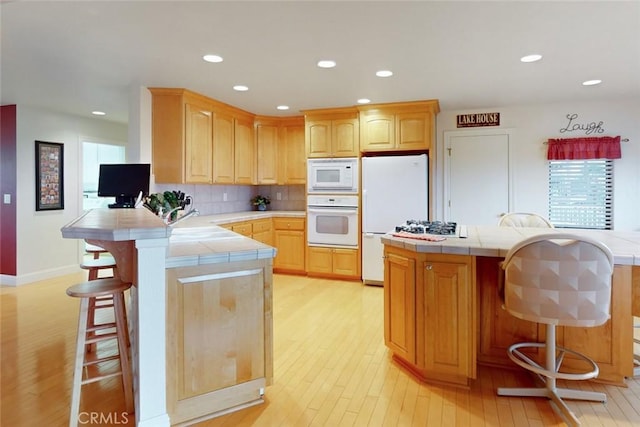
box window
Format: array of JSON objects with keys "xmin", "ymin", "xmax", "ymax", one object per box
[{"xmin": 548, "ymin": 159, "xmax": 613, "ymax": 229}]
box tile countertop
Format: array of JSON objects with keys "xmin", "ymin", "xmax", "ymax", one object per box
[
  {"xmin": 381, "ymin": 225, "xmax": 640, "ymax": 266},
  {"xmin": 166, "ymin": 210, "xmax": 305, "ymax": 268}
]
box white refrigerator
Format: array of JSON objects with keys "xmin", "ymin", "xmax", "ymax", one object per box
[{"xmin": 361, "ymin": 154, "xmax": 428, "ymax": 285}]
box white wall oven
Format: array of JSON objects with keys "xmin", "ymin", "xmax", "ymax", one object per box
[
  {"xmin": 307, "ymin": 157, "xmax": 359, "ymax": 194},
  {"xmin": 307, "ymin": 195, "xmax": 359, "ymax": 248}
]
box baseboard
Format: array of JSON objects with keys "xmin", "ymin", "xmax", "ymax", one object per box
[{"xmin": 0, "ymin": 264, "xmax": 82, "ymax": 286}]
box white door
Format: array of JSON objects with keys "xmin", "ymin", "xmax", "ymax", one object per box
[{"xmin": 444, "ymin": 129, "xmax": 512, "ymax": 225}]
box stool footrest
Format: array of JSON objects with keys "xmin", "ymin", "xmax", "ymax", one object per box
[
  {"xmin": 83, "ymin": 353, "xmax": 121, "ymax": 367},
  {"xmin": 85, "ymin": 331, "xmax": 118, "ymax": 345},
  {"xmin": 82, "ymin": 370, "xmax": 123, "ymax": 385},
  {"xmin": 87, "ymin": 322, "xmax": 117, "ymax": 333}
]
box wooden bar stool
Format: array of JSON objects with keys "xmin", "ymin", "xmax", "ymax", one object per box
[
  {"xmin": 85, "ymin": 242, "xmax": 108, "ymax": 260},
  {"xmin": 80, "ymin": 255, "xmax": 118, "ymax": 281},
  {"xmin": 66, "ymin": 278, "xmax": 134, "ymax": 427}
]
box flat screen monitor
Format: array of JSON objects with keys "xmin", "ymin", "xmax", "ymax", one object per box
[{"xmin": 97, "ymin": 163, "xmax": 150, "ymax": 208}]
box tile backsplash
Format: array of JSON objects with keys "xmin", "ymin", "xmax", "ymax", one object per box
[{"xmin": 152, "ymin": 183, "xmax": 306, "ymax": 216}]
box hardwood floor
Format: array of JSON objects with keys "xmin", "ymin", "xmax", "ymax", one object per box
[{"xmin": 2, "ymin": 273, "xmax": 639, "ymax": 426}]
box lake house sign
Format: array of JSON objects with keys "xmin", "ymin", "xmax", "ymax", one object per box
[{"xmin": 456, "ymin": 112, "xmax": 500, "ymax": 128}]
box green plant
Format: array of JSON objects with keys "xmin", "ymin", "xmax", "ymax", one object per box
[{"xmin": 251, "ymin": 195, "xmax": 271, "ymax": 206}]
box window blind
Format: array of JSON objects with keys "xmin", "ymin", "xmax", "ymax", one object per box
[{"xmin": 548, "ymin": 160, "xmax": 613, "ymax": 229}]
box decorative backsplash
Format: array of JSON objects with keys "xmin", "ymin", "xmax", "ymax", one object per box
[{"xmin": 152, "ymin": 183, "xmax": 306, "ymax": 215}]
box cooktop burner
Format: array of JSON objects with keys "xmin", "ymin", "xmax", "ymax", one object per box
[{"xmin": 394, "ymin": 220, "xmax": 458, "ymax": 236}]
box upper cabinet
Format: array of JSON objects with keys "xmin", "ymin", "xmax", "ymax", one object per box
[
  {"xmin": 255, "ymin": 116, "xmax": 306, "ymax": 185},
  {"xmin": 358, "ymin": 100, "xmax": 440, "ymax": 152},
  {"xmin": 150, "ymin": 88, "xmax": 214, "ymax": 184},
  {"xmin": 303, "ymin": 107, "xmax": 359, "ymax": 158},
  {"xmin": 150, "ymin": 88, "xmax": 255, "ymax": 184}
]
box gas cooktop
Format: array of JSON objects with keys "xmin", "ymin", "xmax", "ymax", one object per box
[{"xmin": 394, "ymin": 220, "xmax": 458, "ymax": 236}]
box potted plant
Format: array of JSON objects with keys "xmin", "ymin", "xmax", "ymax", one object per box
[{"xmin": 251, "ymin": 194, "xmax": 271, "ymax": 211}]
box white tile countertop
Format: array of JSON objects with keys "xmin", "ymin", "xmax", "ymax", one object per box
[
  {"xmin": 381, "ymin": 225, "xmax": 640, "ymax": 266},
  {"xmin": 165, "ymin": 210, "xmax": 305, "ymax": 268}
]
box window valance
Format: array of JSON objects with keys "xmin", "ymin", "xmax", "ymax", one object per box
[{"xmin": 546, "ymin": 136, "xmax": 622, "ymax": 160}]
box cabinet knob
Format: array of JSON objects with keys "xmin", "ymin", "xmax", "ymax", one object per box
[{"xmin": 425, "ymin": 265, "xmax": 433, "ymax": 270}]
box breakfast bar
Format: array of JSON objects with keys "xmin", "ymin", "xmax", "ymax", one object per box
[
  {"xmin": 61, "ymin": 208, "xmax": 277, "ymax": 426},
  {"xmin": 381, "ymin": 225, "xmax": 640, "ymax": 388}
]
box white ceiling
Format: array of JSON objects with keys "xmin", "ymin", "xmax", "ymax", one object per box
[{"xmin": 2, "ymin": 1, "xmax": 639, "ymax": 124}]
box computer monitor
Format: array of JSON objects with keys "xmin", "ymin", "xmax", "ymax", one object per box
[{"xmin": 97, "ymin": 163, "xmax": 150, "ymax": 208}]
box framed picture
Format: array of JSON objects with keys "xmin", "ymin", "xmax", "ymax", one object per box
[{"xmin": 35, "ymin": 140, "xmax": 64, "ymax": 211}]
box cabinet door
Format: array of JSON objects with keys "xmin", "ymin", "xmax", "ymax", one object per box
[
  {"xmin": 256, "ymin": 123, "xmax": 279, "ymax": 184},
  {"xmin": 213, "ymin": 111, "xmax": 234, "ymax": 184},
  {"xmin": 421, "ymin": 259, "xmax": 474, "ymax": 379},
  {"xmin": 307, "ymin": 246, "xmax": 333, "ymax": 274},
  {"xmin": 280, "ymin": 124, "xmax": 306, "ymax": 184},
  {"xmin": 306, "ymin": 120, "xmax": 332, "ymax": 158},
  {"xmin": 332, "ymin": 119, "xmax": 359, "ymax": 157},
  {"xmin": 384, "ymin": 251, "xmax": 416, "ymax": 363},
  {"xmin": 396, "ymin": 112, "xmax": 431, "ymax": 151},
  {"xmin": 252, "ymin": 218, "xmax": 273, "ymax": 246},
  {"xmin": 184, "ymin": 103, "xmax": 213, "ymax": 183},
  {"xmin": 360, "ymin": 113, "xmax": 394, "ymax": 151},
  {"xmin": 234, "ymin": 117, "xmax": 255, "ymax": 184},
  {"xmin": 173, "ymin": 268, "xmax": 265, "ymax": 399},
  {"xmin": 273, "ymin": 230, "xmax": 305, "ymax": 271},
  {"xmin": 332, "ymin": 248, "xmax": 359, "ymax": 276},
  {"xmin": 477, "ymin": 257, "xmax": 539, "ymax": 366}
]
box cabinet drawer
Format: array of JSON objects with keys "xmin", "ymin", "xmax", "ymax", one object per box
[
  {"xmin": 231, "ymin": 223, "xmax": 252, "ymax": 236},
  {"xmin": 273, "ymin": 217, "xmax": 305, "ymax": 231},
  {"xmin": 253, "ymin": 219, "xmax": 272, "ymax": 233}
]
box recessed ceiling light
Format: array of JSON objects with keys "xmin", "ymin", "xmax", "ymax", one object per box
[
  {"xmin": 276, "ymin": 105, "xmax": 290, "ymax": 111},
  {"xmin": 520, "ymin": 54, "xmax": 542, "ymax": 63},
  {"xmin": 203, "ymin": 54, "xmax": 223, "ymax": 63},
  {"xmin": 91, "ymin": 111, "xmax": 106, "ymax": 116},
  {"xmin": 317, "ymin": 60, "xmax": 336, "ymax": 69},
  {"xmin": 582, "ymin": 79, "xmax": 602, "ymax": 86},
  {"xmin": 376, "ymin": 70, "xmax": 393, "ymax": 77},
  {"xmin": 357, "ymin": 98, "xmax": 371, "ymax": 104},
  {"xmin": 233, "ymin": 85, "xmax": 249, "ymax": 91}
]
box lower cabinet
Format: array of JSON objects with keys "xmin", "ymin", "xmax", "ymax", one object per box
[
  {"xmin": 166, "ymin": 259, "xmax": 273, "ymax": 424},
  {"xmin": 383, "ymin": 245, "xmax": 476, "ymax": 387},
  {"xmin": 272, "ymin": 217, "xmax": 306, "ymax": 273},
  {"xmin": 307, "ymin": 246, "xmax": 360, "ymax": 279}
]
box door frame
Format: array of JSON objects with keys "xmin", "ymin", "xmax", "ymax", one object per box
[{"xmin": 443, "ymin": 128, "xmax": 515, "ymax": 222}]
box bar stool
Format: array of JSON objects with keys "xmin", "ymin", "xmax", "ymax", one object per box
[
  {"xmin": 66, "ymin": 278, "xmax": 134, "ymax": 427},
  {"xmin": 85, "ymin": 242, "xmax": 108, "ymax": 260},
  {"xmin": 80, "ymin": 255, "xmax": 117, "ymax": 281}
]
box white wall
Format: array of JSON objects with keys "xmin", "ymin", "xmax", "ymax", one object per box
[
  {"xmin": 15, "ymin": 105, "xmax": 127, "ymax": 284},
  {"xmin": 436, "ymin": 98, "xmax": 640, "ymax": 231}
]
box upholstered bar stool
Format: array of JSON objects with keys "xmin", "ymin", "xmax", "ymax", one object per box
[
  {"xmin": 497, "ymin": 233, "xmax": 614, "ymax": 427},
  {"xmin": 66, "ymin": 278, "xmax": 134, "ymax": 427},
  {"xmin": 498, "ymin": 212, "xmax": 554, "ymax": 228}
]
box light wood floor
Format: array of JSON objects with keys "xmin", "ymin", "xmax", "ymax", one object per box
[{"xmin": 2, "ymin": 273, "xmax": 640, "ymax": 426}]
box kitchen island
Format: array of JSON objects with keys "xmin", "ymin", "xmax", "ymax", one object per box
[
  {"xmin": 61, "ymin": 208, "xmax": 278, "ymax": 426},
  {"xmin": 381, "ymin": 226, "xmax": 640, "ymax": 388}
]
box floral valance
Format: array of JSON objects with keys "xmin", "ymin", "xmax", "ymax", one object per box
[{"xmin": 547, "ymin": 136, "xmax": 622, "ymax": 160}]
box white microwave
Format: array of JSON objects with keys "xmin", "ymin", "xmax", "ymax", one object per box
[{"xmin": 307, "ymin": 158, "xmax": 359, "ymax": 193}]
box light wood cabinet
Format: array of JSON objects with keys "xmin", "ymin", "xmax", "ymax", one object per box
[
  {"xmin": 166, "ymin": 259, "xmax": 273, "ymax": 424},
  {"xmin": 255, "ymin": 118, "xmax": 279, "ymax": 185},
  {"xmin": 150, "ymin": 88, "xmax": 214, "ymax": 184},
  {"xmin": 359, "ymin": 101, "xmax": 439, "ymax": 152},
  {"xmin": 383, "ymin": 245, "xmax": 476, "ymax": 387},
  {"xmin": 307, "ymin": 246, "xmax": 360, "ymax": 279},
  {"xmin": 251, "ymin": 218, "xmax": 273, "ymax": 246},
  {"xmin": 255, "ymin": 116, "xmax": 306, "ymax": 185},
  {"xmin": 213, "ymin": 108, "xmax": 256, "ymax": 184},
  {"xmin": 384, "ymin": 250, "xmax": 416, "ymax": 364},
  {"xmin": 303, "ymin": 107, "xmax": 359, "ymax": 158},
  {"xmin": 477, "ymin": 257, "xmax": 633, "ymax": 385},
  {"xmin": 273, "ymin": 217, "xmax": 305, "ymax": 273},
  {"xmin": 278, "ymin": 117, "xmax": 306, "ymax": 184}
]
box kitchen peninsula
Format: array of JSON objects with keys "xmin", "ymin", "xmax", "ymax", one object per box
[
  {"xmin": 381, "ymin": 226, "xmax": 640, "ymax": 388},
  {"xmin": 61, "ymin": 208, "xmax": 279, "ymax": 426}
]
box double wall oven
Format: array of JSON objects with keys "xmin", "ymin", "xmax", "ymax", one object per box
[{"xmin": 306, "ymin": 157, "xmax": 359, "ymax": 249}]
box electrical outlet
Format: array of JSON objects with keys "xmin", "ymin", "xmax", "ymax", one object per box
[
  {"xmin": 223, "ymin": 192, "xmax": 228, "ymax": 202},
  {"xmin": 3, "ymin": 194, "xmax": 10, "ymax": 204},
  {"xmin": 276, "ymin": 192, "xmax": 282, "ymax": 201}
]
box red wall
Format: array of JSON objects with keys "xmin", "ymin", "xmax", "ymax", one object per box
[{"xmin": 1, "ymin": 105, "xmax": 17, "ymax": 276}]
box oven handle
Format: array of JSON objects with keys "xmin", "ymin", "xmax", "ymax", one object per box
[{"xmin": 307, "ymin": 207, "xmax": 358, "ymax": 215}]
